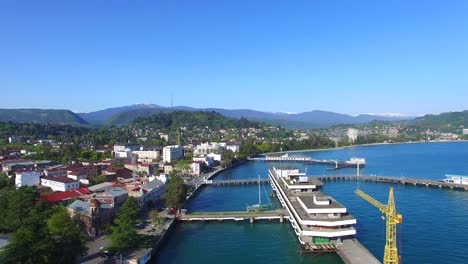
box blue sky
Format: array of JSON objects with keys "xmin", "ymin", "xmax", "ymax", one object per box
[{"xmin": 1, "ymin": 0, "xmax": 468, "ymax": 115}]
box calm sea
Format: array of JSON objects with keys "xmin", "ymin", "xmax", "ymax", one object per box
[{"xmin": 154, "ymin": 142, "xmax": 468, "ymax": 264}]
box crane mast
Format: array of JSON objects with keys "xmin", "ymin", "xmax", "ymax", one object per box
[{"xmin": 355, "ymin": 187, "xmax": 403, "ymax": 264}]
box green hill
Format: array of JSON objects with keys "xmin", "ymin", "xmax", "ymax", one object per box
[
  {"xmin": 0, "ymin": 109, "xmax": 89, "ymax": 125},
  {"xmin": 132, "ymin": 111, "xmax": 259, "ymax": 130},
  {"xmin": 409, "ymin": 111, "xmax": 468, "ymax": 132}
]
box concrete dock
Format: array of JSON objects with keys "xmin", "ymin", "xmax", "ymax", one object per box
[
  {"xmin": 179, "ymin": 210, "xmax": 288, "ymax": 223},
  {"xmin": 316, "ymin": 174, "xmax": 468, "ymax": 191},
  {"xmin": 337, "ymin": 239, "xmax": 381, "ymax": 264},
  {"xmin": 204, "ymin": 178, "xmax": 270, "ymax": 186}
]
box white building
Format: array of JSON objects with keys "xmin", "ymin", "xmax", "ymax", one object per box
[
  {"xmin": 226, "ymin": 144, "xmax": 240, "ymax": 152},
  {"xmin": 190, "ymin": 162, "xmax": 201, "ymax": 176},
  {"xmin": 347, "ymin": 128, "xmax": 359, "ymax": 143},
  {"xmin": 113, "ymin": 144, "xmax": 142, "ymax": 153},
  {"xmin": 269, "ymin": 167, "xmax": 356, "ymax": 244},
  {"xmin": 159, "ymin": 134, "xmax": 169, "ymax": 142},
  {"xmin": 132, "ymin": 150, "xmax": 160, "ymax": 163},
  {"xmin": 207, "ymin": 153, "xmax": 222, "ymax": 162},
  {"xmin": 193, "ymin": 156, "xmax": 214, "ymax": 166},
  {"xmin": 463, "ymin": 129, "xmax": 468, "ymax": 135},
  {"xmin": 41, "ymin": 176, "xmax": 80, "ymax": 192},
  {"xmin": 15, "ymin": 171, "xmax": 41, "ymax": 188},
  {"xmin": 163, "ymin": 145, "xmax": 184, "ymax": 163},
  {"xmin": 194, "ymin": 142, "xmax": 227, "ymax": 155}
]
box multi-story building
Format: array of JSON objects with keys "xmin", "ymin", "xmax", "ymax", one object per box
[
  {"xmin": 193, "ymin": 156, "xmax": 214, "ymax": 166},
  {"xmin": 113, "ymin": 144, "xmax": 142, "ymax": 153},
  {"xmin": 41, "ymin": 176, "xmax": 80, "ymax": 192},
  {"xmin": 194, "ymin": 142, "xmax": 226, "ymax": 155},
  {"xmin": 132, "ymin": 150, "xmax": 160, "ymax": 163},
  {"xmin": 269, "ymin": 167, "xmax": 356, "ymax": 245},
  {"xmin": 15, "ymin": 171, "xmax": 41, "ymax": 188},
  {"xmin": 226, "ymin": 144, "xmax": 240, "ymax": 152},
  {"xmin": 67, "ymin": 198, "xmax": 114, "ymax": 237},
  {"xmin": 190, "ymin": 162, "xmax": 201, "ymax": 176},
  {"xmin": 127, "ymin": 178, "xmax": 166, "ymax": 209},
  {"xmin": 162, "ymin": 145, "xmax": 184, "ymax": 163},
  {"xmin": 347, "ymin": 128, "xmax": 359, "ymax": 143}
]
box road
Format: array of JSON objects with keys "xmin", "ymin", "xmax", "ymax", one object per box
[{"xmin": 79, "ymin": 236, "xmax": 110, "ymax": 264}]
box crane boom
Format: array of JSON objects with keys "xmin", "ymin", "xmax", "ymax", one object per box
[
  {"xmin": 355, "ymin": 187, "xmax": 402, "ymax": 264},
  {"xmin": 355, "ymin": 189, "xmax": 387, "ymax": 213}
]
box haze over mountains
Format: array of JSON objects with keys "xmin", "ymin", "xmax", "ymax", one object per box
[{"xmin": 0, "ymin": 104, "xmax": 416, "ymax": 128}]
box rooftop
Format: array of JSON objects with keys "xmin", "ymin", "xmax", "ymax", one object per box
[
  {"xmin": 68, "ymin": 199, "xmax": 112, "ymax": 214},
  {"xmin": 42, "ymin": 176, "xmax": 79, "ymax": 184},
  {"xmin": 40, "ymin": 188, "xmax": 91, "ymax": 203},
  {"xmin": 298, "ymin": 195, "xmax": 345, "ymax": 210}
]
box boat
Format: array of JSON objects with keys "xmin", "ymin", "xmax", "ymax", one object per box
[
  {"xmin": 246, "ymin": 175, "xmax": 272, "ymax": 212},
  {"xmin": 442, "ymin": 174, "xmax": 468, "ymax": 185}
]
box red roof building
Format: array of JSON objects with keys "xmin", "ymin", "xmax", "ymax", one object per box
[{"xmin": 40, "ymin": 188, "xmax": 91, "ymax": 203}]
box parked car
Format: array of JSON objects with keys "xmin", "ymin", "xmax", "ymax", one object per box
[{"xmin": 168, "ymin": 209, "xmax": 178, "ymax": 215}]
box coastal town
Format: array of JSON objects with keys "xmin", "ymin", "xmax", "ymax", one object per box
[{"xmin": 1, "ymin": 112, "xmax": 468, "ymax": 263}]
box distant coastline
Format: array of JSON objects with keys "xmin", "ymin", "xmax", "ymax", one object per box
[{"xmin": 266, "ymin": 139, "xmax": 468, "ymax": 155}]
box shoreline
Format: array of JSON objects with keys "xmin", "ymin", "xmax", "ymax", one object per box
[{"xmin": 266, "ymin": 139, "xmax": 468, "ymax": 155}]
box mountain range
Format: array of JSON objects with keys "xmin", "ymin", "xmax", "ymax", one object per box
[
  {"xmin": 0, "ymin": 109, "xmax": 88, "ymax": 125},
  {"xmin": 0, "ymin": 104, "xmax": 415, "ymax": 129},
  {"xmin": 77, "ymin": 104, "xmax": 413, "ymax": 128}
]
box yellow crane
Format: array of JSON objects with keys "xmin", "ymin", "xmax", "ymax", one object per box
[{"xmin": 355, "ymin": 187, "xmax": 403, "ymax": 264}]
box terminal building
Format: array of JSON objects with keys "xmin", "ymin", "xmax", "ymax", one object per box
[{"xmin": 268, "ymin": 167, "xmax": 357, "ymax": 245}]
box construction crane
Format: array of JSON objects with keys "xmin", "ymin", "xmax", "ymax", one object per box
[{"xmin": 355, "ymin": 187, "xmax": 403, "ymax": 264}]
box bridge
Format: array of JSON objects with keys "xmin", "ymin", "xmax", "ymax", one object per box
[
  {"xmin": 315, "ymin": 175, "xmax": 468, "ymax": 191},
  {"xmin": 204, "ymin": 179, "xmax": 270, "ymax": 186},
  {"xmin": 179, "ymin": 209, "xmax": 288, "ymax": 223}
]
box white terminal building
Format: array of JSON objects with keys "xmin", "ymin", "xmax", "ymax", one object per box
[
  {"xmin": 163, "ymin": 145, "xmax": 184, "ymax": 163},
  {"xmin": 269, "ymin": 167, "xmax": 356, "ymax": 245}
]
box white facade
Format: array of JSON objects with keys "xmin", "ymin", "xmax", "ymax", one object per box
[
  {"xmin": 190, "ymin": 163, "xmax": 201, "ymax": 176},
  {"xmin": 159, "ymin": 134, "xmax": 169, "ymax": 142},
  {"xmin": 207, "ymin": 153, "xmax": 222, "ymax": 162},
  {"xmin": 163, "ymin": 145, "xmax": 184, "ymax": 163},
  {"xmin": 269, "ymin": 167, "xmax": 357, "ymax": 243},
  {"xmin": 463, "ymin": 129, "xmax": 468, "ymax": 135},
  {"xmin": 133, "ymin": 150, "xmax": 160, "ymax": 162},
  {"xmin": 15, "ymin": 171, "xmax": 41, "ymax": 188},
  {"xmin": 226, "ymin": 144, "xmax": 240, "ymax": 152},
  {"xmin": 113, "ymin": 144, "xmax": 142, "ymax": 152},
  {"xmin": 193, "ymin": 156, "xmax": 214, "ymax": 166},
  {"xmin": 41, "ymin": 177, "xmax": 80, "ymax": 192},
  {"xmin": 347, "ymin": 128, "xmax": 359, "ymax": 143},
  {"xmin": 194, "ymin": 142, "xmax": 227, "ymax": 155},
  {"xmin": 114, "ymin": 151, "xmax": 128, "ymax": 159}
]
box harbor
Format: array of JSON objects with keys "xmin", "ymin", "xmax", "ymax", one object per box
[
  {"xmin": 154, "ymin": 142, "xmax": 468, "ymax": 264},
  {"xmin": 179, "ymin": 166, "xmax": 382, "ymax": 264}
]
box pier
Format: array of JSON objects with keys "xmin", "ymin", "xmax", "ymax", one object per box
[
  {"xmin": 337, "ymin": 239, "xmax": 381, "ymax": 264},
  {"xmin": 248, "ymin": 154, "xmax": 365, "ymax": 169},
  {"xmin": 179, "ymin": 209, "xmax": 288, "ymax": 223},
  {"xmin": 204, "ymin": 179, "xmax": 270, "ymax": 186},
  {"xmin": 315, "ymin": 174, "xmax": 468, "ymax": 191}
]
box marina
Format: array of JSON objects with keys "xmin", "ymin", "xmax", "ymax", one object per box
[{"xmin": 155, "ymin": 142, "xmax": 468, "ymax": 264}]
